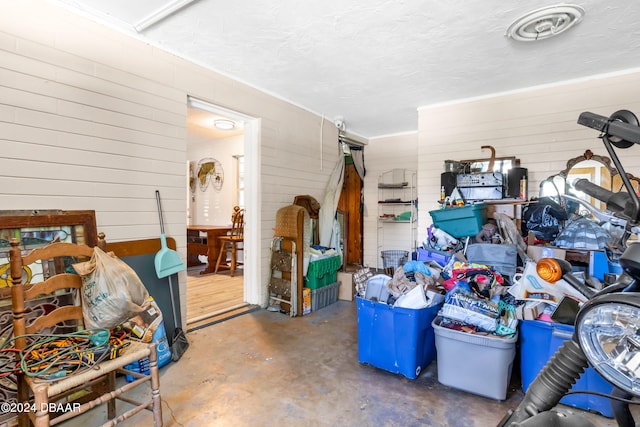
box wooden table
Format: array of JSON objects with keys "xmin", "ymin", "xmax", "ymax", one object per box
[{"xmin": 187, "ymin": 225, "xmax": 233, "ymax": 275}]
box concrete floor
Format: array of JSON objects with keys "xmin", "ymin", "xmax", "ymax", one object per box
[{"xmin": 64, "ymin": 300, "xmax": 623, "ymax": 427}]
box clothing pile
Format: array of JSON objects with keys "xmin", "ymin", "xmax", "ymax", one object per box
[
  {"xmin": 357, "ymin": 260, "xmax": 445, "ymax": 310},
  {"xmin": 438, "ymin": 259, "xmax": 518, "ymax": 337}
]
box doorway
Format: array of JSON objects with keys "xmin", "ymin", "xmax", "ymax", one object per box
[
  {"xmin": 337, "ymin": 143, "xmax": 365, "ymax": 268},
  {"xmin": 185, "ymin": 96, "xmax": 260, "ymax": 328},
  {"xmin": 337, "ymin": 160, "xmax": 363, "ymax": 265}
]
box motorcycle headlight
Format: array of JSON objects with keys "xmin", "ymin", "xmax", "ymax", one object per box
[{"xmin": 576, "ymin": 293, "xmax": 640, "ymax": 395}]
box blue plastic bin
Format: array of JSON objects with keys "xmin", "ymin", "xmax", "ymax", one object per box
[
  {"xmin": 357, "ymin": 296, "xmax": 441, "ymax": 379},
  {"xmin": 428, "ymin": 203, "xmax": 487, "ymax": 238},
  {"xmin": 414, "ymin": 247, "xmax": 453, "ymax": 266},
  {"xmin": 520, "ymin": 320, "xmax": 614, "ymax": 418}
]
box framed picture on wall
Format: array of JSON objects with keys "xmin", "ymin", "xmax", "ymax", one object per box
[
  {"xmin": 0, "ymin": 209, "xmax": 97, "ymax": 287},
  {"xmin": 0, "ymin": 209, "xmax": 98, "ymax": 284}
]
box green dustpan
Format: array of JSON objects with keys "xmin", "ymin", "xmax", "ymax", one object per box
[
  {"xmin": 155, "ymin": 190, "xmax": 186, "ymax": 279},
  {"xmin": 155, "ymin": 234, "xmax": 185, "ymax": 278},
  {"xmin": 155, "ymin": 190, "xmax": 189, "ymax": 361}
]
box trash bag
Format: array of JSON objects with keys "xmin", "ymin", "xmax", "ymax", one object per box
[
  {"xmin": 521, "ymin": 197, "xmax": 568, "ymax": 241},
  {"xmin": 73, "ymin": 247, "xmax": 150, "ymax": 329}
]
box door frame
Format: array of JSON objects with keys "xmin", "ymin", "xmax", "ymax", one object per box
[{"xmin": 186, "ymin": 97, "xmax": 261, "ymax": 305}]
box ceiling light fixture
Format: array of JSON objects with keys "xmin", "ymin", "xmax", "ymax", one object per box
[
  {"xmin": 214, "ymin": 119, "xmax": 236, "ymax": 130},
  {"xmin": 506, "ymin": 4, "xmax": 585, "ymax": 42}
]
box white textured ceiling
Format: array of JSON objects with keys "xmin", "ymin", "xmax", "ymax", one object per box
[{"xmin": 53, "ymin": 0, "xmax": 640, "ymax": 138}]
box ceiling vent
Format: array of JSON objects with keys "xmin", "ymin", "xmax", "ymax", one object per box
[{"xmin": 506, "ymin": 4, "xmax": 585, "ymax": 42}]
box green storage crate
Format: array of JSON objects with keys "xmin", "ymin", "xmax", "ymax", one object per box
[
  {"xmin": 305, "ymin": 255, "xmax": 341, "ymax": 289},
  {"xmin": 428, "ymin": 203, "xmax": 487, "ymax": 238}
]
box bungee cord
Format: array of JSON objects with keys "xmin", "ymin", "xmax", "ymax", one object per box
[{"xmin": 0, "ymin": 328, "xmax": 129, "ymax": 381}]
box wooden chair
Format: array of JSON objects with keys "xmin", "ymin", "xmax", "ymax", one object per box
[
  {"xmin": 9, "ymin": 237, "xmax": 163, "ymax": 427},
  {"xmin": 215, "ymin": 206, "xmax": 245, "ymax": 277}
]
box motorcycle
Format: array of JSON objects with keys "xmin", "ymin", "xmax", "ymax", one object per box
[{"xmin": 499, "ymin": 109, "xmax": 640, "ymax": 427}]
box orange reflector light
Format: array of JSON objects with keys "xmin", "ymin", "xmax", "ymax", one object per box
[{"xmin": 536, "ymin": 258, "xmax": 563, "ymax": 283}]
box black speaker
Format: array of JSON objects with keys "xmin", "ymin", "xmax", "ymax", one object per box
[
  {"xmin": 507, "ymin": 167, "xmax": 528, "ymax": 199},
  {"xmin": 440, "ymin": 172, "xmax": 457, "ymax": 197}
]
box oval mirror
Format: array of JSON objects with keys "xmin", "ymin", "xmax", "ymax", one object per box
[
  {"xmin": 540, "ymin": 150, "xmax": 615, "ymax": 215},
  {"xmin": 541, "ymin": 149, "xmax": 640, "ymax": 216},
  {"xmin": 612, "ymin": 172, "xmax": 640, "ymax": 195},
  {"xmin": 564, "ymin": 151, "xmax": 614, "ymax": 212}
]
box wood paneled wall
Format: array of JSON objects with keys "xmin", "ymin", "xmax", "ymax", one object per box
[
  {"xmin": 417, "ymin": 73, "xmax": 640, "ymax": 234},
  {"xmin": 0, "ymin": 1, "xmax": 340, "ymax": 307}
]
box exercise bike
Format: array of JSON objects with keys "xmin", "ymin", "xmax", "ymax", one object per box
[{"xmin": 500, "ymin": 109, "xmax": 640, "ymax": 427}]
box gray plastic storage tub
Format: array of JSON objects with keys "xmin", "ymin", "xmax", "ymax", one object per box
[
  {"xmin": 432, "ymin": 317, "xmax": 517, "ymax": 400},
  {"xmin": 311, "ymin": 281, "xmax": 340, "ymax": 311}
]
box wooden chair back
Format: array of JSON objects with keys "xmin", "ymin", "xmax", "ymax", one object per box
[
  {"xmin": 9, "ymin": 235, "xmax": 101, "ymax": 426},
  {"xmin": 229, "ymin": 206, "xmax": 245, "ymax": 240},
  {"xmin": 9, "ymin": 238, "xmax": 104, "ymax": 348},
  {"xmin": 7, "ymin": 233, "xmax": 164, "ymax": 427},
  {"xmin": 214, "ymin": 207, "xmax": 245, "ymax": 276}
]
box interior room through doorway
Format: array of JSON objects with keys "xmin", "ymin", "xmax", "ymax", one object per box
[{"xmin": 185, "ymin": 97, "xmax": 254, "ymax": 327}]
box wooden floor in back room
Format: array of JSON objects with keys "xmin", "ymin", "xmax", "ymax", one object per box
[{"xmin": 185, "ymin": 265, "xmax": 254, "ymax": 331}]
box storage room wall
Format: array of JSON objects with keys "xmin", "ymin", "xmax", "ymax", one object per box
[
  {"xmin": 0, "ymin": 1, "xmax": 340, "ymax": 308},
  {"xmin": 363, "ymin": 133, "xmax": 418, "ymax": 268},
  {"xmin": 417, "ymin": 71, "xmax": 640, "ymax": 233},
  {"xmin": 188, "ymin": 135, "xmax": 243, "ymax": 226}
]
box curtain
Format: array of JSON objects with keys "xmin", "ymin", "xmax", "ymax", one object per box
[
  {"xmin": 349, "ymin": 145, "xmax": 366, "ymax": 180},
  {"xmin": 319, "ymin": 146, "xmax": 345, "ymax": 247}
]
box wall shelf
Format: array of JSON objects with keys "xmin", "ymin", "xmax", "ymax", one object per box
[{"xmin": 376, "ymin": 169, "xmax": 417, "ymax": 270}]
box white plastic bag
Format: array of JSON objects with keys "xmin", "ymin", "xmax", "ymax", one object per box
[
  {"xmin": 73, "ymin": 247, "xmax": 150, "ymax": 329},
  {"xmin": 508, "ymin": 260, "xmax": 588, "ymax": 305}
]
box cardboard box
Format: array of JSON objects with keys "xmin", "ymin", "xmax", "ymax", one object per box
[
  {"xmin": 302, "ymin": 288, "xmax": 311, "ymax": 315},
  {"xmin": 515, "ymin": 300, "xmax": 548, "ymax": 321},
  {"xmin": 337, "ymin": 272, "xmax": 354, "ymax": 301},
  {"xmin": 527, "ymin": 245, "xmax": 566, "ymax": 262},
  {"xmin": 486, "ymin": 203, "xmax": 517, "ymax": 219}
]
